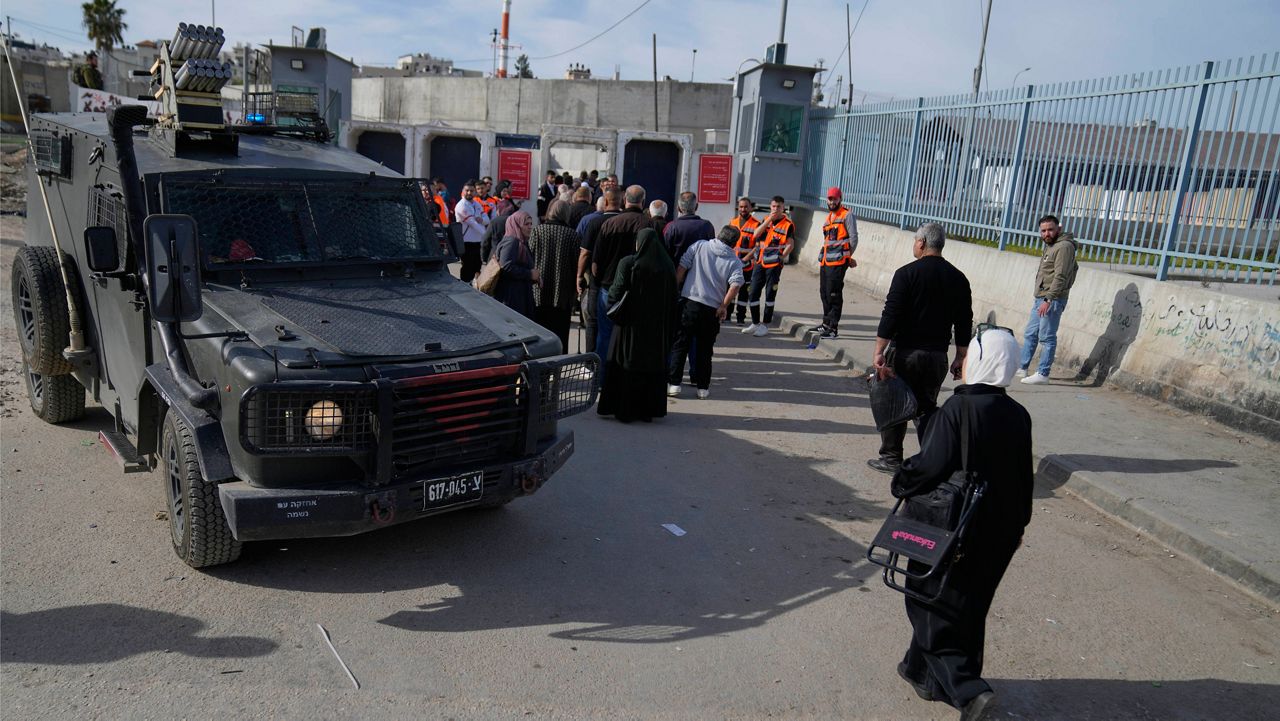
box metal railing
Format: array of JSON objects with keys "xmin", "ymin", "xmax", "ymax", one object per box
[{"xmin": 802, "ymin": 52, "xmax": 1280, "ymax": 284}]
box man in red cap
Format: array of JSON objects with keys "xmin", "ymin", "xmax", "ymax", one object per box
[{"xmin": 813, "ymin": 187, "xmax": 859, "ymax": 339}]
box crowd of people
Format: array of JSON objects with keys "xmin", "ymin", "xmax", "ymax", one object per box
[
  {"xmin": 424, "ymin": 169, "xmax": 1079, "ymax": 719},
  {"xmin": 423, "ymin": 171, "xmax": 852, "ymax": 419}
]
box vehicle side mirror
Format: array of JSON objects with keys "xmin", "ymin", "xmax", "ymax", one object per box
[
  {"xmin": 144, "ymin": 214, "xmax": 203, "ymax": 323},
  {"xmin": 83, "ymin": 226, "xmax": 120, "ymax": 272}
]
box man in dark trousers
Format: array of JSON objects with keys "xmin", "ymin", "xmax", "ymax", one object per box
[
  {"xmin": 814, "ymin": 186, "xmax": 859, "ymax": 339},
  {"xmin": 592, "ymin": 186, "xmax": 650, "ymax": 373},
  {"xmin": 576, "ymin": 190, "xmax": 621, "ymax": 355},
  {"xmin": 663, "ymin": 191, "xmax": 716, "ymax": 264},
  {"xmin": 743, "ymin": 196, "xmax": 794, "ymax": 337},
  {"xmin": 868, "ymin": 222, "xmax": 973, "ymax": 474},
  {"xmin": 667, "ymin": 226, "xmax": 744, "ymax": 400}
]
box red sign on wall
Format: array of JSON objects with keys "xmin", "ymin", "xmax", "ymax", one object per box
[
  {"xmin": 497, "ymin": 149, "xmax": 533, "ymax": 199},
  {"xmin": 697, "ymin": 153, "xmax": 733, "ymax": 204}
]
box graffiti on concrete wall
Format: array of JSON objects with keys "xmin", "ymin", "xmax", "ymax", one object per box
[
  {"xmin": 1082, "ymin": 288, "xmax": 1279, "ymax": 384},
  {"xmin": 1152, "ymin": 297, "xmax": 1280, "ymax": 382}
]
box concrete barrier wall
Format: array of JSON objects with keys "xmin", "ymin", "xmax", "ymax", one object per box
[{"xmin": 792, "ymin": 209, "xmax": 1280, "ymax": 440}]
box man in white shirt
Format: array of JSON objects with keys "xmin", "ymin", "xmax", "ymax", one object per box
[
  {"xmin": 667, "ymin": 225, "xmax": 745, "ymax": 399},
  {"xmin": 454, "ymin": 179, "xmax": 489, "ymax": 283}
]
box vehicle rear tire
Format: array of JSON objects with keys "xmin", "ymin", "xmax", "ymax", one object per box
[
  {"xmin": 23, "ymin": 360, "xmax": 86, "ymax": 424},
  {"xmin": 11, "ymin": 245, "xmax": 73, "ymax": 376},
  {"xmin": 162, "ymin": 408, "xmax": 242, "ymax": 568}
]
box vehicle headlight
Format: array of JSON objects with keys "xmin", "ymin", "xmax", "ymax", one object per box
[
  {"xmin": 304, "ymin": 399, "xmax": 344, "ymax": 439},
  {"xmin": 240, "ymin": 384, "xmax": 376, "ymax": 454},
  {"xmin": 525, "ymin": 354, "xmax": 601, "ymax": 422}
]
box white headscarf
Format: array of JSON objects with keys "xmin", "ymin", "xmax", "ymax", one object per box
[{"xmin": 964, "ymin": 327, "xmax": 1020, "ymax": 387}]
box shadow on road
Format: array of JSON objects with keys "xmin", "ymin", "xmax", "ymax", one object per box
[
  {"xmin": 0, "ymin": 604, "xmax": 278, "ymax": 664},
  {"xmin": 984, "ymin": 677, "xmax": 1280, "ymax": 719},
  {"xmin": 209, "ymin": 324, "xmax": 888, "ymax": 646}
]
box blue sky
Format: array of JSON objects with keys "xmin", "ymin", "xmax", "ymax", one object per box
[{"xmin": 8, "ymin": 0, "xmax": 1279, "ymax": 98}]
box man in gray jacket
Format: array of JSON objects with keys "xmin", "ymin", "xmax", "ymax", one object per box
[{"xmin": 1019, "ymin": 215, "xmax": 1078, "ymax": 384}]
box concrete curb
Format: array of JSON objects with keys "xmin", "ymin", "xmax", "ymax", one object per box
[{"xmin": 771, "ymin": 313, "xmax": 1280, "ymax": 609}]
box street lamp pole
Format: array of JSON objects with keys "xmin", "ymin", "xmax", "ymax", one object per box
[
  {"xmin": 1012, "ymin": 66, "xmax": 1031, "ymax": 88},
  {"xmin": 690, "ymin": 48, "xmax": 697, "ymax": 82}
]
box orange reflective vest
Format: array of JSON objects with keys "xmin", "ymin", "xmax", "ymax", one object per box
[
  {"xmin": 821, "ymin": 206, "xmax": 852, "ymax": 267},
  {"xmin": 432, "ymin": 192, "xmax": 450, "ymax": 226},
  {"xmin": 757, "ymin": 216, "xmax": 793, "ymax": 269},
  {"xmin": 730, "ymin": 215, "xmax": 760, "ymax": 272},
  {"xmin": 476, "ymin": 196, "xmax": 496, "ymax": 217}
]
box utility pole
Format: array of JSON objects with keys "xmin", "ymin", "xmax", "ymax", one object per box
[
  {"xmin": 652, "ymin": 34, "xmax": 659, "ymax": 132},
  {"xmin": 973, "ymin": 0, "xmax": 992, "ymax": 98},
  {"xmin": 690, "ymin": 48, "xmax": 696, "ymax": 83},
  {"xmin": 845, "ymin": 4, "xmax": 854, "ymax": 110}
]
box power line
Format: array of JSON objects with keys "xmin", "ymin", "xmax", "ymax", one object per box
[
  {"xmin": 527, "ymin": 0, "xmax": 653, "ymax": 61},
  {"xmin": 820, "ymin": 0, "xmax": 869, "ymax": 97}
]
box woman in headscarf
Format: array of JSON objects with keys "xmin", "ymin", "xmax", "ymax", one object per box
[
  {"xmin": 528, "ymin": 200, "xmax": 581, "ymax": 353},
  {"xmin": 889, "ymin": 325, "xmax": 1033, "ymax": 720},
  {"xmin": 596, "ymin": 228, "xmax": 676, "ymax": 422},
  {"xmin": 493, "ymin": 210, "xmax": 538, "ymax": 319}
]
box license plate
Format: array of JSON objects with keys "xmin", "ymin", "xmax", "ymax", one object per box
[{"xmin": 420, "ymin": 470, "xmax": 484, "ymax": 511}]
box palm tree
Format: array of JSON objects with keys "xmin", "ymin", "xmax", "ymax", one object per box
[{"xmin": 81, "ymin": 0, "xmax": 128, "ymax": 52}]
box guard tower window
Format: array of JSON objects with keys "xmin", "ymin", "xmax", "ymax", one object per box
[
  {"xmin": 737, "ymin": 102, "xmax": 755, "ymax": 153},
  {"xmin": 758, "ymin": 103, "xmax": 803, "ymax": 155}
]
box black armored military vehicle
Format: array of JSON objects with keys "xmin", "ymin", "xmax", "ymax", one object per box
[{"xmin": 9, "ymin": 27, "xmax": 598, "ymax": 568}]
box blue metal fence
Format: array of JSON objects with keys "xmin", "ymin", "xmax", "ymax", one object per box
[{"xmin": 802, "ymin": 52, "xmax": 1280, "ymax": 284}]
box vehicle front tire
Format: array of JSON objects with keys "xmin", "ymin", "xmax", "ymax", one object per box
[
  {"xmin": 162, "ymin": 408, "xmax": 242, "ymax": 568},
  {"xmin": 23, "ymin": 360, "xmax": 85, "ymax": 424},
  {"xmin": 11, "ymin": 245, "xmax": 73, "ymax": 376}
]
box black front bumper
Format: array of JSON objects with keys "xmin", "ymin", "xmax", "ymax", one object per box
[{"xmin": 217, "ymin": 431, "xmax": 574, "ymax": 541}]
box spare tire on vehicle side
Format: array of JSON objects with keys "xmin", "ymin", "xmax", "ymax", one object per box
[{"xmin": 11, "ymin": 245, "xmax": 73, "ymax": 376}]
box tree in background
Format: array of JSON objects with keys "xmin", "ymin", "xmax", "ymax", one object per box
[
  {"xmin": 514, "ymin": 54, "xmax": 534, "ymax": 79},
  {"xmin": 81, "ymin": 0, "xmax": 127, "ymax": 52}
]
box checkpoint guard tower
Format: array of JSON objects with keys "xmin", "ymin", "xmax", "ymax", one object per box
[{"xmin": 728, "ymin": 46, "xmax": 820, "ymax": 205}]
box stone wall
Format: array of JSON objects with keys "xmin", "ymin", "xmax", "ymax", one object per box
[
  {"xmin": 351, "ymin": 76, "xmax": 732, "ymax": 144},
  {"xmin": 791, "ymin": 210, "xmax": 1280, "ymax": 440}
]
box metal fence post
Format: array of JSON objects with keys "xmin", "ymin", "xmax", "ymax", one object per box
[
  {"xmin": 838, "ymin": 113, "xmax": 852, "ymax": 191},
  {"xmin": 900, "ymin": 97, "xmax": 924, "ymax": 229},
  {"xmin": 998, "ymin": 85, "xmax": 1035, "ymax": 250},
  {"xmin": 1157, "ymin": 61, "xmax": 1214, "ymax": 280}
]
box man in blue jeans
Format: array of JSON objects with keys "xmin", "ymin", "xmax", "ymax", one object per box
[{"xmin": 1019, "ymin": 215, "xmax": 1078, "ymax": 385}]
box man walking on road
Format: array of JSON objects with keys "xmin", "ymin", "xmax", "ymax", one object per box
[
  {"xmin": 743, "ymin": 196, "xmax": 794, "ymax": 337},
  {"xmin": 663, "ymin": 192, "xmax": 717, "ymax": 264},
  {"xmin": 1019, "ymin": 215, "xmax": 1078, "ymax": 385},
  {"xmin": 728, "ymin": 197, "xmax": 760, "ymax": 324},
  {"xmin": 454, "ymin": 180, "xmax": 489, "ymax": 283},
  {"xmin": 668, "ymin": 226, "xmax": 745, "ymax": 400},
  {"xmin": 814, "ymin": 187, "xmax": 859, "ymax": 339},
  {"xmin": 868, "ymin": 222, "xmax": 973, "ymax": 474}
]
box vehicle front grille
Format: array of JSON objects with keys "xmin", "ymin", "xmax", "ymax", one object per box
[{"xmin": 390, "ymin": 365, "xmax": 525, "ymax": 479}]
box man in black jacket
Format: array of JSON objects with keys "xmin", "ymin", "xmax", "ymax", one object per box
[
  {"xmin": 869, "ymin": 222, "xmax": 973, "ymax": 474},
  {"xmin": 592, "ymin": 185, "xmax": 650, "ymax": 378},
  {"xmin": 662, "ymin": 192, "xmax": 716, "ymax": 264}
]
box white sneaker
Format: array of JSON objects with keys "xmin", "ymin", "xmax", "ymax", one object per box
[
  {"xmin": 696, "ymin": 388, "xmax": 710, "ymax": 400},
  {"xmin": 1020, "ymin": 372, "xmax": 1049, "ymax": 385},
  {"xmin": 666, "ymin": 384, "xmax": 681, "ymax": 397},
  {"xmin": 1015, "ymin": 368, "xmax": 1027, "ymax": 378},
  {"xmin": 741, "ymin": 323, "xmax": 758, "ymax": 334},
  {"xmin": 752, "ymin": 324, "xmax": 769, "ymax": 337}
]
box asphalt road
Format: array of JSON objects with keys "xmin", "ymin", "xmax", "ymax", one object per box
[{"xmin": 1, "ymin": 220, "xmax": 1278, "ymax": 720}]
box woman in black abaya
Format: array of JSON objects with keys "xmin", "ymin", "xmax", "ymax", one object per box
[
  {"xmin": 596, "ymin": 228, "xmax": 675, "ymax": 422},
  {"xmin": 890, "ymin": 326, "xmax": 1034, "ymax": 721}
]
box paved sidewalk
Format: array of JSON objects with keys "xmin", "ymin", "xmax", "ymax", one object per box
[{"xmin": 746, "ymin": 261, "xmax": 1280, "ymax": 606}]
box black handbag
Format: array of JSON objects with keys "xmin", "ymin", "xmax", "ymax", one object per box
[
  {"xmin": 605, "ymin": 290, "xmax": 630, "ymax": 325},
  {"xmin": 868, "ymin": 374, "xmax": 918, "ymax": 431},
  {"xmin": 866, "ymin": 396, "xmax": 986, "ymax": 604}
]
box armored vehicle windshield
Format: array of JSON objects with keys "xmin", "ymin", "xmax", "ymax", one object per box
[{"xmin": 161, "ymin": 176, "xmax": 446, "ymax": 268}]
